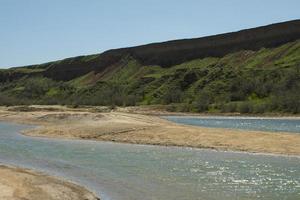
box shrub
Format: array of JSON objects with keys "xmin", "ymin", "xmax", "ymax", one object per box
[
  {"xmin": 176, "ymin": 103, "xmax": 192, "ymax": 112},
  {"xmin": 166, "ymin": 104, "xmax": 177, "ymax": 112},
  {"xmin": 237, "ymin": 102, "xmax": 253, "ymax": 113},
  {"xmin": 252, "ymin": 103, "xmax": 268, "ymax": 114},
  {"xmin": 163, "ymin": 88, "xmax": 183, "ymax": 104},
  {"xmin": 221, "ymin": 102, "xmax": 238, "ymax": 113}
]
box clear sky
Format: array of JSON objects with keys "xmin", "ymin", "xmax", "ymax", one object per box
[{"xmin": 1, "ymin": 0, "xmax": 299, "ymax": 68}]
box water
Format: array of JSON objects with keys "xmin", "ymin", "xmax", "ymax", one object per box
[
  {"xmin": 164, "ymin": 116, "xmax": 300, "ymax": 133},
  {"xmin": 0, "ymin": 122, "xmax": 299, "ymax": 200}
]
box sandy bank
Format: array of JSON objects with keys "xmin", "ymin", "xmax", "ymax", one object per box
[
  {"xmin": 0, "ymin": 165, "xmax": 99, "ymax": 200},
  {"xmin": 0, "ymin": 105, "xmax": 300, "ymax": 156}
]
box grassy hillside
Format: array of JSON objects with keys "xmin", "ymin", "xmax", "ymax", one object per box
[{"xmin": 0, "ymin": 20, "xmax": 299, "ymax": 114}]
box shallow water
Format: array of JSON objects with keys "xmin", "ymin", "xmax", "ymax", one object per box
[
  {"xmin": 164, "ymin": 116, "xmax": 300, "ymax": 133},
  {"xmin": 0, "ymin": 122, "xmax": 299, "ymax": 200}
]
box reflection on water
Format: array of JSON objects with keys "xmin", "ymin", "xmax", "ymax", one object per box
[
  {"xmin": 0, "ymin": 122, "xmax": 299, "ymax": 200},
  {"xmin": 164, "ymin": 116, "xmax": 300, "ymax": 133}
]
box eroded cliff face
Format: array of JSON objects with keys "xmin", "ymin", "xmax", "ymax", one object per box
[
  {"xmin": 0, "ymin": 20, "xmax": 299, "ymax": 114},
  {"xmin": 2, "ymin": 20, "xmax": 299, "ymax": 82},
  {"xmin": 121, "ymin": 20, "xmax": 300, "ymax": 67}
]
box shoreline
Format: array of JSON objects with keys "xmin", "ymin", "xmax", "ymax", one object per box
[
  {"xmin": 116, "ymin": 106, "xmax": 300, "ymax": 118},
  {"xmin": 0, "ymin": 105, "xmax": 299, "ymax": 156},
  {"xmin": 20, "ymin": 128, "xmax": 300, "ymax": 158},
  {"xmin": 3, "ymin": 104, "xmax": 300, "ymax": 118},
  {"xmin": 161, "ymin": 114, "xmax": 300, "ymax": 120},
  {"xmin": 0, "ymin": 164, "xmax": 99, "ymax": 200}
]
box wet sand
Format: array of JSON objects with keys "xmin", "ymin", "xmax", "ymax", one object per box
[
  {"xmin": 0, "ymin": 165, "xmax": 99, "ymax": 200},
  {"xmin": 0, "ymin": 105, "xmax": 299, "ymax": 156}
]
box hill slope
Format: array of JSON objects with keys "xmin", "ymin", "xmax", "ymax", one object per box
[{"xmin": 0, "ymin": 20, "xmax": 300, "ymax": 113}]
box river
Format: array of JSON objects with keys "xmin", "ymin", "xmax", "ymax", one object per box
[
  {"xmin": 164, "ymin": 116, "xmax": 300, "ymax": 133},
  {"xmin": 0, "ymin": 121, "xmax": 299, "ymax": 200}
]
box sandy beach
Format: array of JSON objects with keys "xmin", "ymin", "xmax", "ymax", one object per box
[
  {"xmin": 0, "ymin": 105, "xmax": 299, "ymax": 156},
  {"xmin": 0, "ymin": 165, "xmax": 99, "ymax": 200}
]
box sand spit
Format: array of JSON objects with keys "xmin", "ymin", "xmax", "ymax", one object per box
[
  {"xmin": 0, "ymin": 105, "xmax": 300, "ymax": 156},
  {"xmin": 0, "ymin": 165, "xmax": 99, "ymax": 200}
]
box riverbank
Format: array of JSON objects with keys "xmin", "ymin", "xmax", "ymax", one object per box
[
  {"xmin": 117, "ymin": 105, "xmax": 300, "ymax": 118},
  {"xmin": 0, "ymin": 165, "xmax": 99, "ymax": 200},
  {"xmin": 0, "ymin": 105, "xmax": 300, "ymax": 156}
]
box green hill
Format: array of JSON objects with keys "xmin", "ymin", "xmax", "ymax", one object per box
[{"xmin": 0, "ymin": 20, "xmax": 300, "ymax": 114}]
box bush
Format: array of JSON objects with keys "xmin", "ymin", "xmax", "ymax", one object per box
[
  {"xmin": 70, "ymin": 104, "xmax": 79, "ymax": 108},
  {"xmin": 192, "ymin": 100, "xmax": 209, "ymax": 112},
  {"xmin": 221, "ymin": 102, "xmax": 238, "ymax": 113},
  {"xmin": 177, "ymin": 103, "xmax": 192, "ymax": 112},
  {"xmin": 192, "ymin": 91, "xmax": 213, "ymax": 112},
  {"xmin": 163, "ymin": 88, "xmax": 183, "ymax": 104},
  {"xmin": 124, "ymin": 95, "xmax": 138, "ymax": 106},
  {"xmin": 166, "ymin": 104, "xmax": 177, "ymax": 112},
  {"xmin": 252, "ymin": 103, "xmax": 268, "ymax": 114},
  {"xmin": 237, "ymin": 102, "xmax": 253, "ymax": 113}
]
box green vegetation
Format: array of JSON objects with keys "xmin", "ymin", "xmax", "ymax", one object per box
[{"xmin": 0, "ymin": 40, "xmax": 299, "ymax": 114}]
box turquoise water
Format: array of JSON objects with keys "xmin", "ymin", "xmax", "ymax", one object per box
[
  {"xmin": 0, "ymin": 122, "xmax": 299, "ymax": 200},
  {"xmin": 164, "ymin": 116, "xmax": 300, "ymax": 133}
]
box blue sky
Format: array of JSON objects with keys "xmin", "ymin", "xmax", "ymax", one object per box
[{"xmin": 1, "ymin": 0, "xmax": 299, "ymax": 68}]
